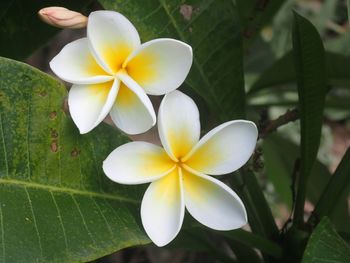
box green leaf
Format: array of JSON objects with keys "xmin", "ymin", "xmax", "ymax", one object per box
[
  {"xmin": 249, "ymin": 51, "xmax": 350, "ymax": 95},
  {"xmin": 230, "ymin": 170, "xmax": 279, "ymax": 240},
  {"xmin": 311, "ymin": 147, "xmax": 350, "ymax": 232},
  {"xmin": 98, "ymin": 0, "xmax": 245, "ymax": 120},
  {"xmin": 174, "ymin": 229, "xmax": 235, "ymax": 263},
  {"xmin": 292, "ymin": 12, "xmax": 327, "ymax": 225},
  {"xmin": 262, "ymin": 134, "xmax": 331, "ymax": 208},
  {"xmin": 227, "ymin": 239, "xmax": 263, "ymax": 263},
  {"xmin": 0, "ymin": 57, "xmax": 148, "ymax": 263},
  {"xmin": 302, "ymin": 217, "xmax": 350, "ymax": 263},
  {"xmin": 0, "ymin": 0, "xmax": 91, "ymax": 60},
  {"xmin": 218, "ymin": 229, "xmax": 283, "ymax": 259},
  {"xmin": 172, "ymin": 223, "xmax": 281, "ymax": 261},
  {"xmin": 326, "ymin": 31, "xmax": 350, "ymax": 56}
]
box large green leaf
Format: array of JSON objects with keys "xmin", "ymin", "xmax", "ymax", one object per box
[
  {"xmin": 0, "ymin": 0, "xmax": 91, "ymax": 60},
  {"xmin": 292, "ymin": 12, "xmax": 327, "ymax": 224},
  {"xmin": 98, "ymin": 0, "xmax": 246, "ymax": 121},
  {"xmin": 302, "ymin": 217, "xmax": 350, "ymax": 263},
  {"xmin": 249, "ymin": 51, "xmax": 350, "ymax": 95},
  {"xmin": 0, "ymin": 57, "xmax": 149, "ymax": 263}
]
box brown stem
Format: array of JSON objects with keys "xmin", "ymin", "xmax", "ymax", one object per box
[{"xmin": 259, "ymin": 108, "xmax": 299, "ymax": 139}]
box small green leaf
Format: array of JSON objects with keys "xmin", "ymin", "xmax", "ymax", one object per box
[
  {"xmin": 302, "ymin": 217, "xmax": 350, "ymax": 263},
  {"xmin": 0, "ymin": 57, "xmax": 148, "ymax": 263},
  {"xmin": 98, "ymin": 0, "xmax": 246, "ymax": 120},
  {"xmin": 292, "ymin": 12, "xmax": 327, "ymax": 224},
  {"xmin": 249, "ymin": 51, "xmax": 295, "ymax": 94},
  {"xmin": 0, "ymin": 0, "xmax": 91, "ymax": 60}
]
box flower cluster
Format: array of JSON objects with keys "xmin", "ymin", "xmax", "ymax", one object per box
[{"xmin": 49, "ymin": 10, "xmax": 258, "ymax": 247}]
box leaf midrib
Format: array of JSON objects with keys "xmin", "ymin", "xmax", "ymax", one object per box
[{"xmin": 0, "ymin": 178, "xmax": 139, "ymax": 203}]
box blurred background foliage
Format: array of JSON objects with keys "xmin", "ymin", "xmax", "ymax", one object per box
[{"xmin": 1, "ymin": 0, "xmax": 350, "ymax": 262}]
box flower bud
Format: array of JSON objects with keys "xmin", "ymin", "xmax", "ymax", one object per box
[{"xmin": 38, "ymin": 7, "xmax": 88, "ymax": 29}]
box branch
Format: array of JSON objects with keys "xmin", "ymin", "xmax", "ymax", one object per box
[{"xmin": 259, "ymin": 108, "xmax": 299, "ymax": 139}]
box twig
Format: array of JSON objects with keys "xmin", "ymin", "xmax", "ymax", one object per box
[
  {"xmin": 259, "ymin": 108, "xmax": 299, "ymax": 139},
  {"xmin": 281, "ymin": 158, "xmax": 300, "ymax": 234}
]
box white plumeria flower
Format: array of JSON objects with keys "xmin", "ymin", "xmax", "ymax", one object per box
[
  {"xmin": 50, "ymin": 11, "xmax": 192, "ymax": 134},
  {"xmin": 103, "ymin": 91, "xmax": 258, "ymax": 247}
]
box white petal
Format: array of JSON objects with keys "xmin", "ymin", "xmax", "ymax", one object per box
[
  {"xmin": 68, "ymin": 79, "xmax": 119, "ymax": 134},
  {"xmin": 88, "ymin": 11, "xmax": 140, "ymax": 74},
  {"xmin": 50, "ymin": 38, "xmax": 113, "ymax": 84},
  {"xmin": 110, "ymin": 83, "xmax": 154, "ymax": 135},
  {"xmin": 158, "ymin": 90, "xmax": 200, "ymax": 161},
  {"xmin": 111, "ymin": 72, "xmax": 156, "ymax": 134},
  {"xmin": 141, "ymin": 168, "xmax": 185, "ymax": 247},
  {"xmin": 182, "ymin": 166, "xmax": 247, "ymax": 230},
  {"xmin": 103, "ymin": 141, "xmax": 175, "ymax": 185},
  {"xmin": 183, "ymin": 120, "xmax": 258, "ymax": 175},
  {"xmin": 124, "ymin": 38, "xmax": 192, "ymax": 95}
]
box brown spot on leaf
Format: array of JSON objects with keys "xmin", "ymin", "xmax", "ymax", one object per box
[
  {"xmin": 51, "ymin": 129, "xmax": 58, "ymax": 138},
  {"xmin": 180, "ymin": 4, "xmax": 193, "ymax": 21},
  {"xmin": 71, "ymin": 148, "xmax": 80, "ymax": 157},
  {"xmin": 50, "ymin": 111, "xmax": 57, "ymax": 119},
  {"xmin": 62, "ymin": 97, "xmax": 69, "ymax": 114},
  {"xmin": 39, "ymin": 91, "xmax": 47, "ymax": 97},
  {"xmin": 51, "ymin": 141, "xmax": 58, "ymax": 152}
]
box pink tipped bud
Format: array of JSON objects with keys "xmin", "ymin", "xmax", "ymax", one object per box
[{"xmin": 38, "ymin": 7, "xmax": 88, "ymax": 29}]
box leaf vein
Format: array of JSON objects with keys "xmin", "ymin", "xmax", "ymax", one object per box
[
  {"xmin": 26, "ymin": 92, "xmax": 32, "ymax": 180},
  {"xmin": 71, "ymin": 194, "xmax": 97, "ymax": 246},
  {"xmin": 0, "ymin": 178, "xmax": 139, "ymax": 204},
  {"xmin": 103, "ymin": 199, "xmax": 141, "ymax": 244},
  {"xmin": 158, "ymin": 0, "xmax": 224, "ymax": 114},
  {"xmin": 181, "ymin": 0, "xmax": 216, "ymax": 31},
  {"xmin": 0, "ymin": 202, "xmax": 5, "ymax": 263},
  {"xmin": 50, "ymin": 191, "xmax": 69, "ymax": 255},
  {"xmin": 91, "ymin": 197, "xmax": 114, "ymax": 239},
  {"xmin": 140, "ymin": 5, "xmax": 162, "ymax": 21},
  {"xmin": 24, "ymin": 187, "xmax": 43, "ymax": 259},
  {"xmin": 0, "ymin": 114, "xmax": 9, "ymax": 178},
  {"xmin": 89, "ymin": 138, "xmax": 102, "ymax": 191}
]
